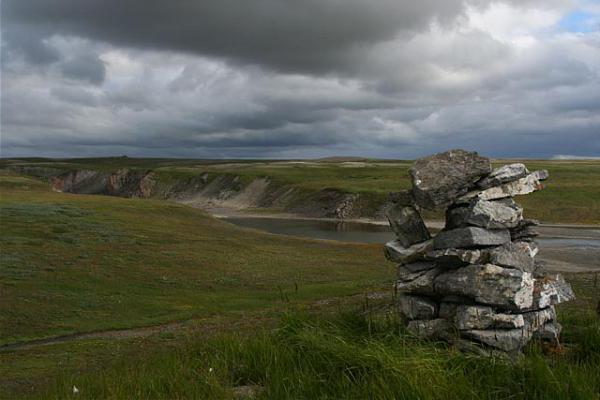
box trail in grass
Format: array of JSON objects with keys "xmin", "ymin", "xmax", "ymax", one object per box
[
  {"xmin": 0, "ymin": 291, "xmax": 386, "ymax": 352},
  {"xmin": 0, "ymin": 320, "xmax": 189, "ymax": 352}
]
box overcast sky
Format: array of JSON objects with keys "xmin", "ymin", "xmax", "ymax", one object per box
[{"xmin": 2, "ymin": 0, "xmax": 599, "ymax": 159}]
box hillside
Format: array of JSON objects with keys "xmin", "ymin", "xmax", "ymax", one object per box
[
  {"xmin": 1, "ymin": 171, "xmax": 599, "ymax": 399},
  {"xmin": 2, "ymin": 158, "xmax": 600, "ymax": 224}
]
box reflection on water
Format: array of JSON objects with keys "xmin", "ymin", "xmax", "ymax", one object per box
[
  {"xmin": 223, "ymin": 217, "xmax": 600, "ymax": 249},
  {"xmin": 225, "ymin": 217, "xmax": 394, "ymax": 244}
]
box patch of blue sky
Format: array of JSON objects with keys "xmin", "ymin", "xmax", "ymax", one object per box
[{"xmin": 557, "ymin": 9, "xmax": 599, "ymax": 33}]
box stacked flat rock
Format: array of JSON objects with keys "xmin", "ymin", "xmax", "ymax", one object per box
[{"xmin": 384, "ymin": 149, "xmax": 575, "ymax": 355}]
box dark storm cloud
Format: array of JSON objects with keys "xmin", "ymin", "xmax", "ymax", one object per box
[
  {"xmin": 59, "ymin": 53, "xmax": 106, "ymax": 85},
  {"xmin": 1, "ymin": 0, "xmax": 599, "ymax": 159},
  {"xmin": 2, "ymin": 25, "xmax": 60, "ymax": 65},
  {"xmin": 3, "ymin": 0, "xmax": 473, "ymax": 74}
]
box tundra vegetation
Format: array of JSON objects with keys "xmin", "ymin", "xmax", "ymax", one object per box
[
  {"xmin": 0, "ymin": 160, "xmax": 599, "ymax": 399},
  {"xmin": 2, "ymin": 157, "xmax": 600, "ymax": 224}
]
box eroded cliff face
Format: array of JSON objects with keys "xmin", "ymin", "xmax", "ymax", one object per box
[
  {"xmin": 48, "ymin": 169, "xmax": 156, "ymax": 198},
  {"xmin": 15, "ymin": 166, "xmax": 389, "ymax": 220}
]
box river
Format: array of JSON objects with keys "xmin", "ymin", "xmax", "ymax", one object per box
[{"xmin": 221, "ymin": 216, "xmax": 600, "ymax": 272}]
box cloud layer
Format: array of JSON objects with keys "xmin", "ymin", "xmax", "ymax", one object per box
[{"xmin": 2, "ymin": 0, "xmax": 599, "ymax": 158}]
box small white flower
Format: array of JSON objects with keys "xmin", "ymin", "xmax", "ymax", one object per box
[
  {"xmin": 209, "ymin": 367, "xmax": 213, "ymax": 373},
  {"xmin": 73, "ymin": 386, "xmax": 79, "ymax": 394}
]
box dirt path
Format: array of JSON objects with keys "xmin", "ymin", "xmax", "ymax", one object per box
[
  {"xmin": 0, "ymin": 321, "xmax": 189, "ymax": 352},
  {"xmin": 0, "ymin": 291, "xmax": 384, "ymax": 352}
]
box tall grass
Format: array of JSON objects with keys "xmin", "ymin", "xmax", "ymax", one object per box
[{"xmin": 47, "ymin": 310, "xmax": 600, "ymax": 399}]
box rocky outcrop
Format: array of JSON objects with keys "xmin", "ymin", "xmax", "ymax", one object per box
[
  {"xmin": 35, "ymin": 165, "xmax": 370, "ymax": 220},
  {"xmin": 387, "ymin": 149, "xmax": 573, "ymax": 355},
  {"xmin": 385, "ymin": 203, "xmax": 430, "ymax": 247},
  {"xmin": 49, "ymin": 168, "xmax": 156, "ymax": 198},
  {"xmin": 410, "ymin": 149, "xmax": 492, "ymax": 210}
]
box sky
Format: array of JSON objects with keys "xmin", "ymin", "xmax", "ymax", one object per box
[{"xmin": 1, "ymin": 0, "xmax": 599, "ymax": 159}]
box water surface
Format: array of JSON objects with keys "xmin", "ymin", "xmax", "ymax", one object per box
[{"xmin": 223, "ymin": 216, "xmax": 600, "ymax": 250}]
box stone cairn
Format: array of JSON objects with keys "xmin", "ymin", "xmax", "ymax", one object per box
[{"xmin": 384, "ymin": 149, "xmax": 575, "ymax": 356}]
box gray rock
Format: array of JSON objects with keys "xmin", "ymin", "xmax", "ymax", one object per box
[
  {"xmin": 522, "ymin": 307, "xmax": 556, "ymax": 333},
  {"xmin": 426, "ymin": 248, "xmax": 490, "ymax": 267},
  {"xmin": 489, "ymin": 242, "xmax": 536, "ymax": 272},
  {"xmin": 445, "ymin": 205, "xmax": 469, "ymax": 229},
  {"xmin": 438, "ymin": 302, "xmax": 459, "ymax": 320},
  {"xmin": 453, "ymin": 339, "xmax": 514, "ymax": 358},
  {"xmin": 510, "ymin": 222, "xmax": 539, "ymax": 241},
  {"xmin": 433, "ymin": 227, "xmax": 511, "ymax": 249},
  {"xmin": 403, "ymin": 261, "xmax": 438, "ymax": 273},
  {"xmin": 385, "ymin": 204, "xmax": 431, "ymax": 247},
  {"xmin": 410, "ymin": 149, "xmax": 491, "ymax": 210},
  {"xmin": 407, "ymin": 318, "xmax": 454, "ymax": 340},
  {"xmin": 434, "ymin": 264, "xmax": 534, "ymax": 310},
  {"xmin": 458, "ymin": 170, "xmax": 548, "ymax": 202},
  {"xmin": 533, "ymin": 170, "xmax": 549, "ymax": 180},
  {"xmin": 456, "ymin": 305, "xmax": 525, "ymax": 330},
  {"xmin": 384, "ymin": 239, "xmax": 433, "ymax": 265},
  {"xmin": 398, "ymin": 295, "xmax": 438, "ymax": 320},
  {"xmin": 461, "ymin": 329, "xmax": 530, "ymax": 352},
  {"xmin": 396, "ymin": 265, "xmax": 440, "ymax": 295},
  {"xmin": 388, "ymin": 190, "xmax": 415, "ymax": 206},
  {"xmin": 531, "ymin": 274, "xmax": 575, "ymax": 309},
  {"xmin": 464, "ymin": 198, "xmax": 523, "ymax": 229},
  {"xmin": 440, "ymin": 295, "xmax": 474, "ymax": 304},
  {"xmin": 532, "ymin": 322, "xmax": 562, "ymax": 344},
  {"xmin": 477, "ymin": 163, "xmax": 529, "ymax": 189},
  {"xmin": 532, "ymin": 261, "xmax": 548, "ymax": 278},
  {"xmin": 520, "ymin": 218, "xmax": 540, "ymax": 227}
]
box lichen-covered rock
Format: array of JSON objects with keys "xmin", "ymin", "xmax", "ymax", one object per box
[
  {"xmin": 461, "ymin": 329, "xmax": 530, "ymax": 352},
  {"xmin": 489, "ymin": 241, "xmax": 536, "ymax": 272},
  {"xmin": 410, "ymin": 149, "xmax": 491, "ymax": 210},
  {"xmin": 531, "ymin": 274, "xmax": 575, "ymax": 309},
  {"xmin": 407, "ymin": 318, "xmax": 454, "ymax": 340},
  {"xmin": 426, "ymin": 248, "xmax": 490, "ymax": 267},
  {"xmin": 439, "ymin": 302, "xmax": 459, "ymax": 320},
  {"xmin": 388, "ymin": 190, "xmax": 415, "ymax": 207},
  {"xmin": 510, "ymin": 219, "xmax": 540, "ymax": 241},
  {"xmin": 396, "ymin": 264, "xmax": 440, "ymax": 295},
  {"xmin": 385, "ymin": 204, "xmax": 430, "ymax": 247},
  {"xmin": 445, "ymin": 205, "xmax": 470, "ymax": 229},
  {"xmin": 477, "ymin": 163, "xmax": 529, "ymax": 189},
  {"xmin": 434, "ymin": 264, "xmax": 534, "ymax": 310},
  {"xmin": 403, "ymin": 261, "xmax": 438, "ymax": 273},
  {"xmin": 522, "ymin": 307, "xmax": 556, "ymax": 333},
  {"xmin": 398, "ymin": 295, "xmax": 438, "ymax": 320},
  {"xmin": 433, "ymin": 227, "xmax": 510, "ymax": 249},
  {"xmin": 384, "ymin": 239, "xmax": 433, "ymax": 265},
  {"xmin": 456, "ymin": 305, "xmax": 524, "ymax": 330},
  {"xmin": 458, "ymin": 171, "xmax": 548, "ymax": 202},
  {"xmin": 384, "ymin": 153, "xmax": 572, "ymax": 355},
  {"xmin": 533, "ymin": 322, "xmax": 562, "ymax": 344},
  {"xmin": 464, "ymin": 198, "xmax": 523, "ymax": 229},
  {"xmin": 453, "ymin": 339, "xmax": 514, "ymax": 358}
]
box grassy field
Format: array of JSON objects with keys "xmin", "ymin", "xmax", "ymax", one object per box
[
  {"xmin": 195, "ymin": 159, "xmax": 600, "ymax": 224},
  {"xmin": 1, "ymin": 170, "xmax": 599, "ymax": 399},
  {"xmin": 0, "ymin": 171, "xmax": 391, "ymax": 397},
  {"xmin": 3, "ymin": 157, "xmax": 600, "ymax": 224}
]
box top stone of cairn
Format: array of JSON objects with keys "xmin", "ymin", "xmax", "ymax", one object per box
[{"xmin": 410, "ymin": 149, "xmax": 492, "ymax": 210}]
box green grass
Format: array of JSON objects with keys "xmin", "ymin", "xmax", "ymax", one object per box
[
  {"xmin": 0, "ymin": 172, "xmax": 392, "ymax": 345},
  {"xmin": 1, "ymin": 171, "xmax": 599, "ymax": 399},
  {"xmin": 3, "ymin": 157, "xmax": 600, "ymax": 224},
  {"xmin": 36, "ymin": 303, "xmax": 600, "ymax": 400},
  {"xmin": 2, "ymin": 275, "xmax": 598, "ymax": 399}
]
